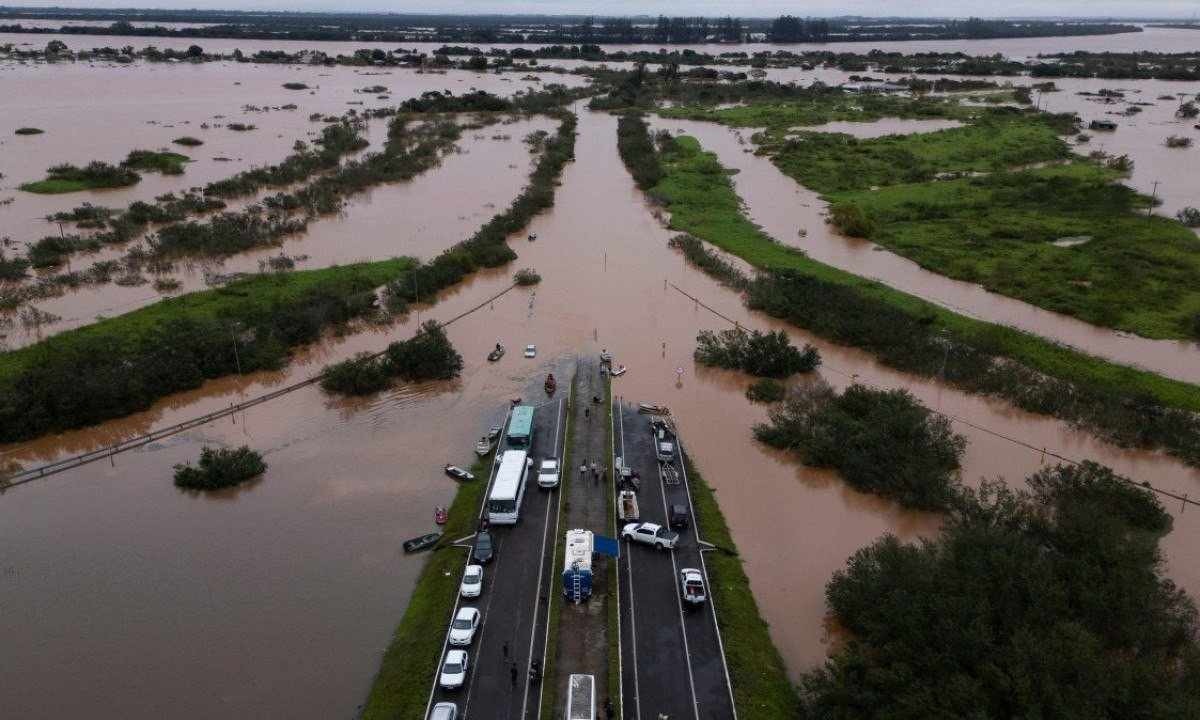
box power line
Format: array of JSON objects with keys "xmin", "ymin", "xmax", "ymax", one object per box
[
  {"xmin": 667, "ymin": 282, "xmax": 1199, "ymax": 513},
  {"xmin": 0, "ymin": 283, "xmax": 519, "ymax": 491}
]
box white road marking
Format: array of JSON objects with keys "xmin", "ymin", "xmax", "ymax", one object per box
[{"xmin": 656, "ymin": 456, "xmax": 700, "ymax": 720}]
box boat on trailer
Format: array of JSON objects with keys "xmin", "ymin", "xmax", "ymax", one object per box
[
  {"xmin": 403, "ymin": 532, "xmax": 442, "ymax": 553},
  {"xmin": 638, "ymin": 403, "xmax": 670, "ymax": 415}
]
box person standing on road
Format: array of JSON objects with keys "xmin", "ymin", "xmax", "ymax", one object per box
[
  {"xmin": 604, "ymin": 697, "xmax": 614, "ymax": 719},
  {"xmin": 502, "ymin": 640, "xmax": 510, "ymax": 659},
  {"xmin": 590, "ymin": 460, "xmax": 597, "ymax": 478},
  {"xmin": 510, "ymin": 662, "xmax": 518, "ymax": 687},
  {"xmin": 579, "ymin": 459, "xmax": 588, "ymax": 480}
]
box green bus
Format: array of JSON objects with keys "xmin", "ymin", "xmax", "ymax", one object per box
[{"xmin": 506, "ymin": 405, "xmax": 534, "ymax": 449}]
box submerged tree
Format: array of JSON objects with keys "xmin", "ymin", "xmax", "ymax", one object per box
[
  {"xmin": 386, "ymin": 320, "xmax": 463, "ymax": 381},
  {"xmin": 173, "ymin": 445, "xmax": 266, "ymax": 490},
  {"xmin": 695, "ymin": 326, "xmax": 820, "ymax": 378}
]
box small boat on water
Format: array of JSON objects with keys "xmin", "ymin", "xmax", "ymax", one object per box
[
  {"xmin": 610, "ymin": 365, "xmax": 627, "ymax": 377},
  {"xmin": 488, "ymin": 344, "xmax": 506, "ymax": 362},
  {"xmin": 545, "ymin": 373, "xmax": 557, "ymax": 394},
  {"xmin": 528, "ymin": 233, "xmax": 538, "ymax": 241},
  {"xmin": 434, "ymin": 507, "xmax": 448, "ymax": 525},
  {"xmin": 599, "ymin": 349, "xmax": 613, "ymax": 364},
  {"xmin": 403, "ymin": 532, "xmax": 442, "ymax": 553},
  {"xmin": 638, "ymin": 403, "xmax": 670, "ymax": 415},
  {"xmin": 445, "ymin": 464, "xmax": 475, "ymax": 481},
  {"xmin": 475, "ymin": 436, "xmax": 495, "ymax": 456},
  {"xmin": 487, "ymin": 424, "xmax": 503, "ymax": 441}
]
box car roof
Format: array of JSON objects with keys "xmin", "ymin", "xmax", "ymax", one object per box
[
  {"xmin": 639, "ymin": 522, "xmax": 661, "ymax": 531},
  {"xmin": 464, "ymin": 564, "xmax": 482, "ymax": 575},
  {"xmin": 431, "ymin": 702, "xmax": 457, "ymax": 719},
  {"xmin": 681, "ymin": 567, "xmax": 702, "ymax": 576},
  {"xmin": 445, "ymin": 649, "xmax": 466, "ymax": 661},
  {"xmin": 540, "ymin": 458, "xmax": 558, "ymax": 465},
  {"xmin": 456, "ymin": 606, "xmax": 479, "ymax": 619}
]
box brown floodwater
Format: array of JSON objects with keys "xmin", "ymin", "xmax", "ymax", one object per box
[
  {"xmin": 3, "ymin": 107, "xmax": 1200, "ymax": 717},
  {"xmin": 650, "ymin": 116, "xmax": 1200, "ymax": 384}
]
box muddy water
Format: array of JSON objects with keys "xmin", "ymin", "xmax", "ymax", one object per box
[
  {"xmin": 650, "ymin": 116, "xmax": 1200, "ymax": 384},
  {"xmin": 8, "ymin": 116, "xmax": 553, "ymax": 346},
  {"xmin": 3, "ymin": 108, "xmax": 1200, "ymax": 717}
]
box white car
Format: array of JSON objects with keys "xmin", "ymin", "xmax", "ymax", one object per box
[
  {"xmin": 680, "ymin": 568, "xmax": 707, "ymax": 605},
  {"xmin": 460, "ymin": 564, "xmax": 483, "ymax": 598},
  {"xmin": 524, "ymin": 344, "xmax": 537, "ymax": 358},
  {"xmin": 448, "ymin": 607, "xmax": 480, "ymax": 647},
  {"xmin": 440, "ymin": 649, "xmax": 469, "ymax": 690},
  {"xmin": 429, "ymin": 702, "xmax": 458, "ymax": 720},
  {"xmin": 537, "ymin": 457, "xmax": 560, "ymax": 489},
  {"xmin": 621, "ymin": 522, "xmax": 679, "ymax": 550}
]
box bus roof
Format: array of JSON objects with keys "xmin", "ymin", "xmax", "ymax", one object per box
[
  {"xmin": 507, "ymin": 405, "xmax": 534, "ymax": 440},
  {"xmin": 490, "ymin": 450, "xmax": 528, "ymax": 501}
]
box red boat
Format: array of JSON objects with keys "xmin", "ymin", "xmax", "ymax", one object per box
[
  {"xmin": 544, "ymin": 373, "xmax": 557, "ymax": 394},
  {"xmin": 434, "ymin": 507, "xmax": 448, "ymax": 525}
]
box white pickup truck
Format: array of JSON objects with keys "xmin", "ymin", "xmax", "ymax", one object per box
[
  {"xmin": 621, "ymin": 522, "xmax": 678, "ymax": 550},
  {"xmin": 680, "ymin": 568, "xmax": 707, "ymax": 605}
]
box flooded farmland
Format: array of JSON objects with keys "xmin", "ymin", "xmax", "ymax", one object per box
[{"xmin": 2, "ymin": 29, "xmax": 1200, "ymax": 717}]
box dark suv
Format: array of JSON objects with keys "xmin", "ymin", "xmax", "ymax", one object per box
[
  {"xmin": 669, "ymin": 504, "xmax": 690, "ymax": 531},
  {"xmin": 473, "ymin": 530, "xmax": 495, "ymax": 564}
]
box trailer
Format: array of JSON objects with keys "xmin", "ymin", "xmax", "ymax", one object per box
[
  {"xmin": 617, "ymin": 490, "xmax": 640, "ymax": 521},
  {"xmin": 562, "ymin": 529, "xmax": 594, "ymax": 602}
]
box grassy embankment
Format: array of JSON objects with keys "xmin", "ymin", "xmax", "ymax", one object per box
[
  {"xmin": 539, "ymin": 381, "xmax": 574, "ymax": 719},
  {"xmin": 361, "ymin": 451, "xmax": 494, "ymax": 720},
  {"xmin": 683, "ymin": 453, "xmax": 801, "ymax": 718},
  {"xmin": 656, "ymin": 92, "xmax": 973, "ymax": 129},
  {"xmin": 669, "ymin": 101, "xmax": 1200, "ymax": 339},
  {"xmin": 647, "ymin": 133, "xmax": 1200, "ymax": 466}
]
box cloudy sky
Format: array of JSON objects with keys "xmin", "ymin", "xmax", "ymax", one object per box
[{"xmin": 9, "ymin": 0, "xmax": 1200, "ymax": 18}]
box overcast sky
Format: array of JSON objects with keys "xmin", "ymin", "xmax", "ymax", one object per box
[{"xmin": 6, "ymin": 1, "xmax": 1200, "ymax": 19}]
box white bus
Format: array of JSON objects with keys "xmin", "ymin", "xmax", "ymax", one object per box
[{"xmin": 487, "ymin": 450, "xmax": 531, "ymax": 525}]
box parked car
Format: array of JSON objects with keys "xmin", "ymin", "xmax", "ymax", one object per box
[
  {"xmin": 669, "ymin": 504, "xmax": 690, "ymax": 531},
  {"xmin": 460, "ymin": 564, "xmax": 483, "ymax": 598},
  {"xmin": 448, "ymin": 606, "xmax": 480, "ymax": 646},
  {"xmin": 537, "ymin": 457, "xmax": 561, "ymax": 489},
  {"xmin": 440, "ymin": 649, "xmax": 469, "ymax": 690},
  {"xmin": 524, "ymin": 344, "xmax": 537, "ymax": 358},
  {"xmin": 680, "ymin": 568, "xmax": 707, "ymax": 606},
  {"xmin": 473, "ymin": 531, "xmax": 495, "ymax": 564},
  {"xmin": 429, "ymin": 702, "xmax": 458, "ymax": 720},
  {"xmin": 621, "ymin": 522, "xmax": 678, "ymax": 550}
]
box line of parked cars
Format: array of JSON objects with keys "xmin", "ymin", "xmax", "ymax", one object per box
[{"xmin": 430, "ymin": 546, "xmax": 492, "ymax": 718}]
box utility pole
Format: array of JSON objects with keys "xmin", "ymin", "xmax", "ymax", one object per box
[{"xmin": 1148, "ymin": 180, "xmax": 1160, "ymax": 218}]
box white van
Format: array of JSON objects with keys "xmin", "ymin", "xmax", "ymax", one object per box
[{"xmin": 566, "ymin": 673, "xmax": 595, "ymax": 720}]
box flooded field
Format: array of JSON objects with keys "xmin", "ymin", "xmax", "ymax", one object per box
[{"xmin": 3, "ymin": 105, "xmax": 1200, "ymax": 717}]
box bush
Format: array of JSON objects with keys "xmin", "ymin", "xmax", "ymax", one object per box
[
  {"xmin": 227, "ymin": 123, "xmax": 256, "ymax": 132},
  {"xmin": 14, "ymin": 127, "xmax": 44, "ymax": 135},
  {"xmin": 173, "ymin": 445, "xmax": 266, "ymax": 490},
  {"xmin": 1164, "ymin": 135, "xmax": 1193, "ymax": 148},
  {"xmin": 0, "ymin": 251, "xmax": 31, "ymax": 281},
  {"xmin": 123, "ymin": 150, "xmax": 189, "ymax": 175},
  {"xmin": 745, "ymin": 378, "xmax": 786, "ymax": 403},
  {"xmin": 754, "ymin": 382, "xmax": 966, "ymax": 510},
  {"xmin": 21, "ymin": 161, "xmax": 140, "ymax": 193},
  {"xmin": 282, "ymin": 82, "xmax": 310, "ymax": 90},
  {"xmin": 385, "ymin": 320, "xmax": 464, "ymax": 381},
  {"xmin": 695, "ymin": 326, "xmax": 820, "ymax": 378},
  {"xmin": 616, "ymin": 113, "xmax": 664, "ymax": 190},
  {"xmin": 667, "ymin": 235, "xmax": 749, "ymax": 290},
  {"xmin": 829, "ymin": 202, "xmax": 876, "ymax": 237},
  {"xmin": 513, "ymin": 268, "xmax": 541, "ymax": 285},
  {"xmin": 802, "ymin": 463, "xmax": 1199, "ymax": 718},
  {"xmin": 1177, "ymin": 206, "xmax": 1200, "ymax": 227},
  {"xmin": 320, "ymin": 352, "xmax": 393, "ymax": 395},
  {"xmin": 172, "ymin": 136, "xmax": 204, "ymax": 147}
]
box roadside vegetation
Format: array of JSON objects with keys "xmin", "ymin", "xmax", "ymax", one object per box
[
  {"xmin": 173, "ymin": 445, "xmax": 267, "ymax": 490},
  {"xmin": 627, "ymin": 128, "xmax": 1200, "ymax": 468},
  {"xmin": 801, "ymin": 463, "xmax": 1200, "ymax": 718},
  {"xmin": 755, "ymin": 382, "xmax": 967, "ymax": 511},
  {"xmin": 683, "ymin": 454, "xmax": 802, "ymax": 718},
  {"xmin": 695, "ymin": 327, "xmax": 820, "ymax": 378},
  {"xmin": 0, "ymin": 259, "xmax": 412, "ymax": 442}
]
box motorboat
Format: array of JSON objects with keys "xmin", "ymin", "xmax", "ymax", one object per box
[
  {"xmin": 403, "ymin": 532, "xmax": 442, "ymax": 553},
  {"xmin": 545, "ymin": 374, "xmax": 557, "ymax": 394},
  {"xmin": 445, "ymin": 464, "xmax": 475, "ymax": 481},
  {"xmin": 487, "ymin": 344, "xmax": 506, "ymax": 362},
  {"xmin": 638, "ymin": 403, "xmax": 669, "ymax": 415},
  {"xmin": 487, "ymin": 424, "xmax": 503, "ymax": 441},
  {"xmin": 599, "ymin": 349, "xmax": 613, "ymax": 364},
  {"xmin": 434, "ymin": 507, "xmax": 448, "ymax": 525},
  {"xmin": 528, "ymin": 233, "xmax": 538, "ymax": 241},
  {"xmin": 610, "ymin": 365, "xmax": 627, "ymax": 377},
  {"xmin": 474, "ymin": 436, "xmax": 494, "ymax": 456}
]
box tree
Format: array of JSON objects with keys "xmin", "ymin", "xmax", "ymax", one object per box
[
  {"xmin": 186, "ymin": 44, "xmax": 203, "ymax": 58},
  {"xmin": 385, "ymin": 320, "xmax": 463, "ymax": 380},
  {"xmin": 45, "ymin": 39, "xmax": 68, "ymax": 55}
]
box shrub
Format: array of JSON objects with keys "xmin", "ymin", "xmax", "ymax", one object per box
[
  {"xmin": 616, "ymin": 113, "xmax": 664, "ymax": 190},
  {"xmin": 22, "ymin": 161, "xmax": 140, "ymax": 193},
  {"xmin": 802, "ymin": 463, "xmax": 1199, "ymax": 717},
  {"xmin": 1164, "ymin": 135, "xmax": 1193, "ymax": 148},
  {"xmin": 172, "ymin": 136, "xmax": 204, "ymax": 147},
  {"xmin": 123, "ymin": 150, "xmax": 189, "ymax": 175},
  {"xmin": 320, "ymin": 352, "xmax": 393, "ymax": 395},
  {"xmin": 667, "ymin": 235, "xmax": 748, "ymax": 290},
  {"xmin": 513, "ymin": 268, "xmax": 541, "ymax": 286},
  {"xmin": 0, "ymin": 251, "xmax": 31, "ymax": 281},
  {"xmin": 754, "ymin": 382, "xmax": 966, "ymax": 510},
  {"xmin": 1177, "ymin": 206, "xmax": 1200, "ymax": 227},
  {"xmin": 173, "ymin": 445, "xmax": 267, "ymax": 490},
  {"xmin": 385, "ymin": 320, "xmax": 463, "ymax": 381},
  {"xmin": 282, "ymin": 82, "xmax": 310, "ymax": 90},
  {"xmin": 14, "ymin": 127, "xmax": 44, "ymax": 135},
  {"xmin": 745, "ymin": 378, "xmax": 786, "ymax": 403},
  {"xmin": 695, "ymin": 326, "xmax": 820, "ymax": 378},
  {"xmin": 828, "ymin": 203, "xmax": 875, "ymax": 237},
  {"xmin": 227, "ymin": 123, "xmax": 256, "ymax": 132}
]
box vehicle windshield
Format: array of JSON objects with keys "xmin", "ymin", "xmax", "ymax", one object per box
[
  {"xmin": 444, "ymin": 663, "xmax": 462, "ymax": 674},
  {"xmin": 465, "ymin": 570, "xmax": 480, "ymax": 581},
  {"xmin": 488, "ymin": 498, "xmax": 516, "ymax": 514},
  {"xmin": 452, "ymin": 618, "xmax": 473, "ymax": 629}
]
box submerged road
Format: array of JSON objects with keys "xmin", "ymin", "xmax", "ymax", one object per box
[
  {"xmin": 426, "ymin": 393, "xmax": 567, "ymax": 719},
  {"xmin": 615, "ymin": 400, "xmax": 736, "ymax": 720}
]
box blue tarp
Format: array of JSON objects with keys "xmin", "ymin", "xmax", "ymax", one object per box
[{"xmin": 593, "ymin": 534, "xmax": 620, "ymax": 558}]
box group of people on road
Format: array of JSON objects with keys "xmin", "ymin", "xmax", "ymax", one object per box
[{"xmin": 578, "ymin": 458, "xmax": 606, "ymax": 485}]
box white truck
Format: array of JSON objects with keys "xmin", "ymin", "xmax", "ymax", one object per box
[
  {"xmin": 680, "ymin": 568, "xmax": 707, "ymax": 606},
  {"xmin": 621, "ymin": 522, "xmax": 678, "ymax": 550},
  {"xmin": 617, "ymin": 490, "xmax": 639, "ymax": 521}
]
